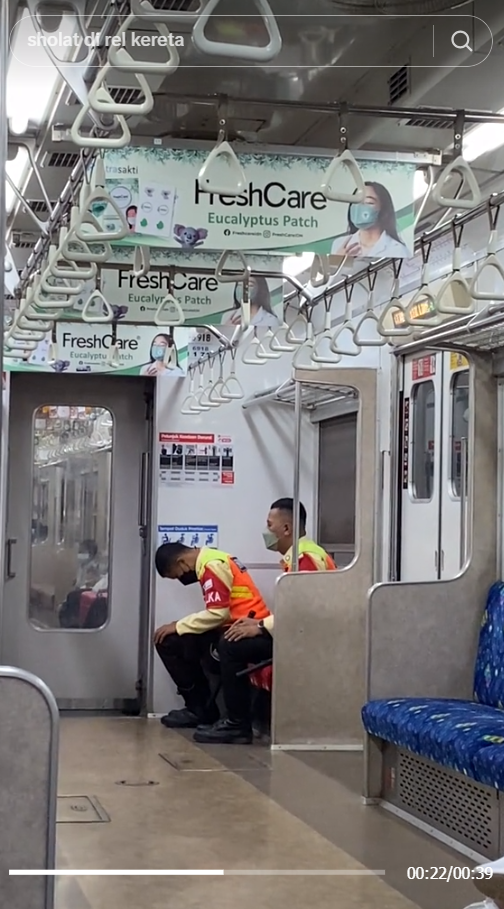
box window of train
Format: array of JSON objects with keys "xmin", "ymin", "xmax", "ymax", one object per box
[
  {"xmin": 411, "ymin": 380, "xmax": 435, "ymax": 500},
  {"xmin": 29, "ymin": 406, "xmax": 113, "ymax": 631},
  {"xmin": 450, "ymin": 370, "xmax": 470, "ymax": 497}
]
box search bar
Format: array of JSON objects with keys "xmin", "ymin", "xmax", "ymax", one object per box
[{"xmin": 187, "ymin": 13, "xmax": 493, "ymax": 69}]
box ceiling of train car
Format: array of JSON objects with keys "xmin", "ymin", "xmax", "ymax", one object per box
[{"xmin": 6, "ymin": 0, "xmax": 504, "ymax": 267}]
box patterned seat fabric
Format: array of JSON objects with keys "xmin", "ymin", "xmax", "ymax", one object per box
[{"xmin": 362, "ymin": 582, "xmax": 504, "ymax": 787}]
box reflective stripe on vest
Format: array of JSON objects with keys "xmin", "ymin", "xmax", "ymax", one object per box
[
  {"xmin": 196, "ymin": 548, "xmax": 270, "ymax": 621},
  {"xmin": 283, "ymin": 539, "xmax": 336, "ymax": 572}
]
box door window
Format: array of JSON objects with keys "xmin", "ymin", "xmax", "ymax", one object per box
[
  {"xmin": 411, "ymin": 380, "xmax": 436, "ymax": 500},
  {"xmin": 29, "ymin": 406, "xmax": 113, "ymax": 631},
  {"xmin": 450, "ymin": 371, "xmax": 470, "ymax": 497}
]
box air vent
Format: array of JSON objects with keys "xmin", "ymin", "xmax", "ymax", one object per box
[
  {"xmin": 404, "ymin": 116, "xmax": 453, "ymax": 130},
  {"xmin": 12, "ymin": 239, "xmax": 35, "ymax": 249},
  {"xmin": 149, "ymin": 0, "xmax": 196, "ymax": 9},
  {"xmin": 388, "ymin": 65, "xmax": 409, "ymax": 104},
  {"xmin": 45, "ymin": 151, "xmax": 80, "ymax": 169},
  {"xmin": 26, "ymin": 200, "xmax": 52, "ymax": 214},
  {"xmin": 109, "ymin": 86, "xmax": 144, "ymax": 105}
]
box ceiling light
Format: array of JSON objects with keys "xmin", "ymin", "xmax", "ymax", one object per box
[
  {"xmin": 6, "ymin": 147, "xmax": 29, "ymax": 212},
  {"xmin": 283, "ymin": 252, "xmax": 314, "ymax": 277}
]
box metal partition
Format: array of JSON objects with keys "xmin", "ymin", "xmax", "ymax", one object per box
[
  {"xmin": 364, "ymin": 353, "xmax": 498, "ymax": 797},
  {"xmin": 0, "ymin": 667, "xmax": 58, "ymax": 908},
  {"xmin": 271, "ymin": 368, "xmax": 378, "ymax": 748}
]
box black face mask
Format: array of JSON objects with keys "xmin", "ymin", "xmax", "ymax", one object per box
[{"xmin": 178, "ymin": 570, "xmax": 198, "ymax": 586}]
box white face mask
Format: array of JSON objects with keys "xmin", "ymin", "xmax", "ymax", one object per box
[{"xmin": 77, "ymin": 553, "xmax": 89, "ymax": 563}]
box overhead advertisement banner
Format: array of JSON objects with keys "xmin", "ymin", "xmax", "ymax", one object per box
[
  {"xmin": 100, "ymin": 146, "xmax": 416, "ymax": 257},
  {"xmin": 51, "ymin": 249, "xmax": 285, "ymax": 327},
  {"xmin": 4, "ymin": 324, "xmax": 192, "ymax": 376}
]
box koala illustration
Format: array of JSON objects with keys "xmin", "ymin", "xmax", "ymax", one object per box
[{"xmin": 173, "ymin": 225, "xmax": 208, "ymax": 248}]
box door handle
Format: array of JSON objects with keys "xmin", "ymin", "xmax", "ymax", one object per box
[
  {"xmin": 138, "ymin": 452, "xmax": 150, "ymax": 533},
  {"xmin": 5, "ymin": 538, "xmax": 16, "ymax": 580}
]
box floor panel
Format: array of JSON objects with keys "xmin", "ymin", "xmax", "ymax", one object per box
[{"xmin": 50, "ymin": 718, "xmax": 480, "ymax": 909}]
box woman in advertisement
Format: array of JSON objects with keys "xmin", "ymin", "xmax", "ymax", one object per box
[
  {"xmin": 225, "ymin": 275, "xmax": 281, "ymax": 327},
  {"xmin": 141, "ymin": 333, "xmax": 185, "ymax": 377},
  {"xmin": 331, "ymin": 182, "xmax": 410, "ymax": 259}
]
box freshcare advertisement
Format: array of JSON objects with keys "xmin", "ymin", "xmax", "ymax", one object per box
[
  {"xmin": 52, "ymin": 250, "xmax": 285, "ymax": 327},
  {"xmin": 4, "ymin": 323, "xmax": 192, "ymax": 376},
  {"xmin": 97, "ymin": 146, "xmax": 416, "ymax": 257}
]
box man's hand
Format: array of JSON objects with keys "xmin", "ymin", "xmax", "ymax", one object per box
[
  {"xmin": 153, "ymin": 621, "xmax": 177, "ymax": 644},
  {"xmin": 224, "ymin": 618, "xmax": 262, "ymax": 642}
]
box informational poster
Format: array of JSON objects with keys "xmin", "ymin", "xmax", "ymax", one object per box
[
  {"xmin": 158, "ymin": 525, "xmax": 218, "ymax": 548},
  {"xmin": 158, "ymin": 432, "xmax": 234, "ymax": 486},
  {"xmin": 101, "ymin": 146, "xmax": 416, "ymax": 257}
]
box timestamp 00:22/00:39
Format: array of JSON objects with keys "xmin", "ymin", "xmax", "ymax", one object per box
[{"xmin": 407, "ymin": 866, "xmax": 493, "ymax": 881}]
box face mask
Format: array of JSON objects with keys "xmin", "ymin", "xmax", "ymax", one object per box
[
  {"xmin": 349, "ymin": 202, "xmax": 379, "ymax": 229},
  {"xmin": 152, "ymin": 346, "xmax": 166, "ymax": 361},
  {"xmin": 262, "ymin": 530, "xmax": 279, "ymax": 552},
  {"xmin": 236, "ymin": 283, "xmax": 257, "ymax": 305},
  {"xmin": 78, "ymin": 553, "xmax": 89, "ymax": 563},
  {"xmin": 178, "ymin": 570, "xmax": 198, "ymax": 586}
]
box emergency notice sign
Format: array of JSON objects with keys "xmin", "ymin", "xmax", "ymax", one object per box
[{"xmin": 158, "ymin": 432, "xmax": 235, "ymax": 486}]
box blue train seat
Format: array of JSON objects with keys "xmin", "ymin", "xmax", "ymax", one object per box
[{"xmin": 362, "ymin": 581, "xmax": 504, "ymax": 786}]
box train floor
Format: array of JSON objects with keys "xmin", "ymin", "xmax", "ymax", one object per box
[{"xmin": 55, "ymin": 717, "xmax": 479, "ymax": 909}]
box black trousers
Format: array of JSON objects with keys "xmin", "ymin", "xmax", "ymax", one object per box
[
  {"xmin": 155, "ymin": 630, "xmax": 221, "ymax": 712},
  {"xmin": 217, "ymin": 633, "xmax": 273, "ymax": 724}
]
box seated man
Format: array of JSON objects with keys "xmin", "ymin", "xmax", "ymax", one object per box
[
  {"xmin": 153, "ymin": 542, "xmax": 270, "ymax": 730},
  {"xmin": 194, "ymin": 498, "xmax": 336, "ymax": 744}
]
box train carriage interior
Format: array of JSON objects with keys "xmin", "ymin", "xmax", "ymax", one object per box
[{"xmin": 7, "ymin": 0, "xmax": 504, "ymax": 907}]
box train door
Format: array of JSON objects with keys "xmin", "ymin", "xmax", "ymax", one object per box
[
  {"xmin": 400, "ymin": 351, "xmax": 469, "ymax": 582},
  {"xmin": 400, "ymin": 353, "xmax": 443, "ymax": 581},
  {"xmin": 440, "ymin": 353, "xmax": 469, "ymax": 579},
  {"xmin": 1, "ymin": 373, "xmax": 154, "ymax": 711}
]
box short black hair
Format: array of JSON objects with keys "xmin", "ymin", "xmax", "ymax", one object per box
[
  {"xmin": 155, "ymin": 542, "xmax": 191, "ymax": 576},
  {"xmin": 270, "ymin": 498, "xmax": 306, "ymax": 527}
]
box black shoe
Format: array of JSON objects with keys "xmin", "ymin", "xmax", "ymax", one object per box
[
  {"xmin": 193, "ymin": 718, "xmax": 252, "ymax": 744},
  {"xmin": 160, "ymin": 705, "xmax": 220, "ymax": 729}
]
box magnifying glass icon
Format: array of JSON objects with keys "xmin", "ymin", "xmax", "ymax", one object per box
[{"xmin": 451, "ymin": 30, "xmax": 472, "ymax": 51}]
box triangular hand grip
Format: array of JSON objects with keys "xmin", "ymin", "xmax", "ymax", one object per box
[
  {"xmin": 109, "ymin": 7, "xmax": 180, "ymax": 74},
  {"xmin": 155, "ymin": 292, "xmax": 185, "ymax": 325},
  {"xmin": 310, "ymin": 253, "xmax": 330, "ymax": 287},
  {"xmin": 377, "ymin": 298, "xmax": 413, "ymax": 338},
  {"xmin": 208, "ymin": 378, "xmax": 230, "ymax": 404},
  {"xmin": 311, "ymin": 330, "xmax": 341, "ymax": 364},
  {"xmin": 75, "ymin": 187, "xmax": 128, "ymax": 242},
  {"xmin": 353, "ymin": 310, "xmax": 386, "ymax": 347},
  {"xmin": 215, "ymin": 250, "xmax": 250, "ymax": 282},
  {"xmin": 435, "ymin": 272, "xmax": 474, "ymax": 316},
  {"xmin": 269, "ymin": 324, "xmax": 294, "ymax": 353},
  {"xmin": 404, "ymin": 287, "xmax": 442, "ymax": 327},
  {"xmin": 432, "ymin": 156, "xmax": 482, "ymax": 211},
  {"xmin": 198, "ymin": 141, "xmax": 247, "ymax": 196},
  {"xmin": 70, "ymin": 89, "xmax": 131, "ymax": 149},
  {"xmin": 470, "ymin": 255, "xmax": 504, "ymax": 302},
  {"xmin": 292, "ymin": 340, "xmax": 318, "ymax": 371},
  {"xmin": 61, "ymin": 231, "xmax": 112, "ymax": 264},
  {"xmin": 49, "ymin": 249, "xmax": 96, "ymax": 282},
  {"xmin": 321, "ymin": 150, "xmax": 365, "ymax": 204},
  {"xmin": 256, "ymin": 328, "xmax": 280, "ymax": 359},
  {"xmin": 286, "ymin": 315, "xmax": 307, "ymax": 345},
  {"xmin": 133, "ymin": 245, "xmax": 150, "ymax": 277},
  {"xmin": 192, "ymin": 0, "xmax": 282, "ymax": 61},
  {"xmin": 82, "ymin": 290, "xmax": 114, "ymax": 322},
  {"xmin": 40, "ymin": 266, "xmax": 83, "ymax": 297},
  {"xmin": 330, "ymin": 322, "xmax": 361, "ymax": 357},
  {"xmin": 241, "ymin": 336, "xmax": 267, "ymax": 365},
  {"xmin": 88, "ymin": 61, "xmax": 154, "ymax": 116},
  {"xmin": 220, "ymin": 374, "xmax": 244, "ymax": 400}
]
